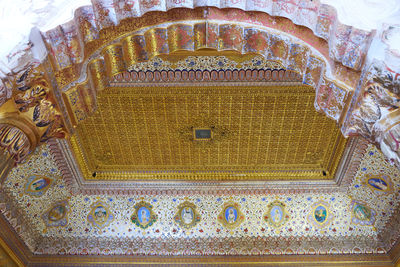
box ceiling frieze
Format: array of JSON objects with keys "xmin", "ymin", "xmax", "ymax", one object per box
[{"xmin": 0, "ymin": 2, "xmax": 400, "ymax": 265}]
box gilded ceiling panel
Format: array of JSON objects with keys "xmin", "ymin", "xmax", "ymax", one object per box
[
  {"xmin": 66, "ymin": 54, "xmax": 346, "ymax": 181},
  {"xmin": 72, "ymin": 84, "xmax": 346, "ymax": 180}
]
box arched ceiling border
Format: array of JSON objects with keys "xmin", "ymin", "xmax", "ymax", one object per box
[
  {"xmin": 42, "ymin": 0, "xmax": 373, "ymax": 72},
  {"xmin": 58, "ymin": 19, "xmax": 353, "ymax": 130}
]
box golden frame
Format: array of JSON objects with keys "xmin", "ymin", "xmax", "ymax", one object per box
[
  {"xmin": 87, "ymin": 200, "xmax": 114, "ymax": 229},
  {"xmin": 217, "ymin": 200, "xmax": 244, "ymax": 230},
  {"xmin": 263, "ymin": 200, "xmax": 290, "ymax": 229},
  {"xmin": 308, "ymin": 201, "xmax": 334, "ymax": 229},
  {"xmin": 174, "ymin": 200, "xmax": 201, "ymax": 229}
]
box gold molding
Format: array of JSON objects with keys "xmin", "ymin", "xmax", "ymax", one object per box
[{"xmin": 70, "ymin": 84, "xmax": 347, "ymax": 181}]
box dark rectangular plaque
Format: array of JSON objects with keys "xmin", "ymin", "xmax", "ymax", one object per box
[{"xmin": 194, "ymin": 128, "xmax": 212, "ymax": 140}]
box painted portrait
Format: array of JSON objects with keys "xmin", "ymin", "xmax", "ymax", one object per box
[
  {"xmin": 264, "ymin": 201, "xmax": 290, "ymax": 228},
  {"xmin": 354, "ymin": 204, "xmax": 371, "ymax": 221},
  {"xmin": 363, "ymin": 174, "xmax": 393, "ymax": 195},
  {"xmin": 42, "ymin": 200, "xmax": 70, "ymax": 228},
  {"xmin": 25, "ymin": 175, "xmax": 54, "ymax": 197},
  {"xmin": 225, "ymin": 206, "xmax": 237, "ymax": 224},
  {"xmin": 131, "ymin": 201, "xmax": 157, "ymax": 229},
  {"xmin": 174, "ymin": 201, "xmax": 201, "ymax": 229},
  {"xmin": 49, "ymin": 204, "xmax": 66, "ymax": 222},
  {"xmin": 138, "ymin": 206, "xmax": 150, "ymax": 225},
  {"xmin": 94, "ymin": 205, "xmax": 108, "ymax": 225},
  {"xmin": 271, "ymin": 206, "xmax": 283, "ymax": 223},
  {"xmin": 308, "ymin": 201, "xmax": 333, "ymax": 229},
  {"xmin": 87, "ymin": 201, "xmax": 114, "ymax": 229},
  {"xmin": 218, "ymin": 201, "xmax": 244, "ymax": 230},
  {"xmin": 367, "ymin": 178, "xmax": 388, "ymax": 191},
  {"xmin": 181, "ymin": 207, "xmax": 194, "ymax": 224},
  {"xmin": 314, "ymin": 205, "xmax": 327, "ymax": 223},
  {"xmin": 350, "ymin": 200, "xmax": 376, "ymax": 226},
  {"xmin": 31, "ymin": 177, "xmax": 50, "ymax": 191}
]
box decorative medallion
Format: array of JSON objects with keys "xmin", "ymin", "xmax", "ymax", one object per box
[
  {"xmin": 363, "ymin": 174, "xmax": 393, "ymax": 195},
  {"xmin": 42, "ymin": 200, "xmax": 70, "ymax": 228},
  {"xmin": 263, "ymin": 200, "xmax": 290, "ymax": 228},
  {"xmin": 174, "ymin": 201, "xmax": 201, "ymax": 229},
  {"xmin": 24, "ymin": 175, "xmax": 54, "ymax": 197},
  {"xmin": 87, "ymin": 200, "xmax": 114, "ymax": 229},
  {"xmin": 350, "ymin": 200, "xmax": 376, "ymax": 226},
  {"xmin": 218, "ymin": 201, "xmax": 244, "ymax": 229},
  {"xmin": 130, "ymin": 201, "xmax": 157, "ymax": 229},
  {"xmin": 308, "ymin": 201, "xmax": 334, "ymax": 229}
]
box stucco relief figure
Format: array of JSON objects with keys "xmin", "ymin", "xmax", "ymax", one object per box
[
  {"xmin": 348, "ymin": 83, "xmax": 398, "ymax": 137},
  {"xmin": 381, "ymin": 125, "xmax": 400, "ymax": 165},
  {"xmin": 14, "ymin": 81, "xmax": 48, "ymax": 112}
]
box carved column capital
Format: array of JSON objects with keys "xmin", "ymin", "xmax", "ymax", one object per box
[
  {"xmin": 0, "ymin": 65, "xmax": 67, "ymax": 183},
  {"xmin": 344, "ymin": 60, "xmax": 400, "ymax": 166}
]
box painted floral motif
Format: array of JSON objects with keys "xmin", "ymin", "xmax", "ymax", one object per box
[
  {"xmin": 308, "ymin": 201, "xmax": 334, "ymax": 228},
  {"xmin": 42, "ymin": 200, "xmax": 70, "ymax": 228},
  {"xmin": 140, "ymin": 0, "xmax": 161, "ymax": 9},
  {"xmin": 174, "ymin": 200, "xmax": 201, "ymax": 229},
  {"xmin": 350, "ymin": 200, "xmax": 376, "ymax": 226},
  {"xmin": 130, "ymin": 201, "xmax": 157, "ymax": 229},
  {"xmin": 244, "ymin": 29, "xmax": 269, "ymax": 53},
  {"xmin": 87, "ymin": 200, "xmax": 114, "ymax": 229},
  {"xmin": 24, "ymin": 175, "xmax": 53, "ymax": 197},
  {"xmin": 218, "ymin": 201, "xmax": 244, "ymax": 230},
  {"xmin": 219, "ymin": 24, "xmax": 243, "ymax": 51},
  {"xmin": 263, "ymin": 200, "xmax": 290, "ymax": 228}
]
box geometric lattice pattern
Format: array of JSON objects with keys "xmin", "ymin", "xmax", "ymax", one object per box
[{"xmin": 73, "ymin": 85, "xmax": 346, "ymax": 180}]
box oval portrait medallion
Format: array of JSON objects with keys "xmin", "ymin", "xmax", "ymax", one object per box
[
  {"xmin": 308, "ymin": 201, "xmax": 334, "ymax": 228},
  {"xmin": 131, "ymin": 201, "xmax": 157, "ymax": 229},
  {"xmin": 25, "ymin": 175, "xmax": 53, "ymax": 197},
  {"xmin": 350, "ymin": 200, "xmax": 376, "ymax": 226},
  {"xmin": 42, "ymin": 200, "xmax": 70, "ymax": 228},
  {"xmin": 363, "ymin": 174, "xmax": 393, "ymax": 195},
  {"xmin": 174, "ymin": 201, "xmax": 201, "ymax": 229},
  {"xmin": 49, "ymin": 204, "xmax": 66, "ymax": 221},
  {"xmin": 264, "ymin": 200, "xmax": 290, "ymax": 228},
  {"xmin": 225, "ymin": 206, "xmax": 238, "ymax": 224},
  {"xmin": 218, "ymin": 201, "xmax": 244, "ymax": 229},
  {"xmin": 87, "ymin": 201, "xmax": 114, "ymax": 229},
  {"xmin": 314, "ymin": 205, "xmax": 327, "ymax": 223}
]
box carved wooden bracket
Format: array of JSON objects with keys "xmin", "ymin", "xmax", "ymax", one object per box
[{"xmin": 0, "ymin": 66, "xmax": 67, "ymax": 180}]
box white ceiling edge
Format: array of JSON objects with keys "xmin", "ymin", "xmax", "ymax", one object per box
[{"xmin": 0, "ymin": 0, "xmax": 399, "ymax": 74}]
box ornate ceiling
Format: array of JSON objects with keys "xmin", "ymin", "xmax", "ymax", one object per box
[
  {"xmin": 71, "ymin": 54, "xmax": 346, "ymax": 181},
  {"xmin": 0, "ymin": 0, "xmax": 399, "ymax": 266}
]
